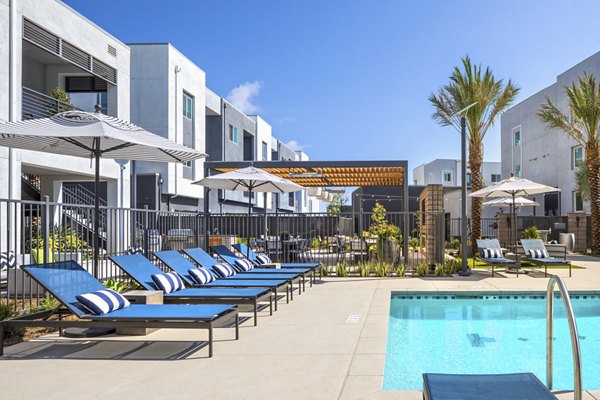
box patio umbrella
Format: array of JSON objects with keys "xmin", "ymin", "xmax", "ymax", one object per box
[
  {"xmin": 482, "ymin": 196, "xmax": 539, "ymax": 207},
  {"xmin": 193, "ymin": 166, "xmax": 303, "ymax": 257},
  {"xmin": 470, "ymin": 176, "xmax": 559, "ymax": 250},
  {"xmin": 0, "ymin": 110, "xmax": 207, "ymax": 275}
]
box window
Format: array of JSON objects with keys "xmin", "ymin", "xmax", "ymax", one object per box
[
  {"xmin": 491, "ymin": 174, "xmax": 501, "ymax": 183},
  {"xmin": 442, "ymin": 170, "xmax": 452, "ymax": 184},
  {"xmin": 514, "ymin": 164, "xmax": 521, "ymax": 178},
  {"xmin": 572, "ymin": 146, "xmax": 584, "ymax": 169},
  {"xmin": 573, "ymin": 191, "xmax": 583, "ymax": 212},
  {"xmin": 183, "ymin": 93, "xmax": 193, "ymax": 119},
  {"xmin": 288, "ymin": 192, "xmax": 294, "ymax": 207},
  {"xmin": 229, "ymin": 124, "xmax": 239, "ymax": 144},
  {"xmin": 513, "ymin": 128, "xmax": 521, "ymax": 147},
  {"xmin": 466, "ymin": 172, "xmax": 472, "ymax": 187},
  {"xmin": 262, "ymin": 141, "xmax": 268, "ymax": 161},
  {"xmin": 243, "ymin": 191, "xmax": 255, "ymax": 200}
]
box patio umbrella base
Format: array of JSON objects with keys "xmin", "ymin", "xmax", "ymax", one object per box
[
  {"xmin": 504, "ymin": 268, "xmax": 529, "ymax": 275},
  {"xmin": 63, "ymin": 327, "xmax": 116, "ymax": 338}
]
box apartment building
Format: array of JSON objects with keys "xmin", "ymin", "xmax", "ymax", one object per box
[
  {"xmin": 0, "ymin": 0, "xmax": 131, "ymax": 207},
  {"xmin": 500, "ymin": 52, "xmax": 600, "ymax": 216},
  {"xmin": 129, "ymin": 43, "xmax": 206, "ymax": 212}
]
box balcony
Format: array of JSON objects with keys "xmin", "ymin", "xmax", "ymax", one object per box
[{"xmin": 22, "ymin": 86, "xmax": 80, "ymax": 120}]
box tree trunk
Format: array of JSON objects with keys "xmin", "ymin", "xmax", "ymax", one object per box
[
  {"xmin": 586, "ymin": 142, "xmax": 600, "ymax": 253},
  {"xmin": 469, "ymin": 140, "xmax": 484, "ymax": 255}
]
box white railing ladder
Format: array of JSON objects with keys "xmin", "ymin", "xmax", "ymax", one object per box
[{"xmin": 546, "ymin": 275, "xmax": 582, "ymax": 400}]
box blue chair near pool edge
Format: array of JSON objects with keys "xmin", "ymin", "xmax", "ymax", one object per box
[
  {"xmin": 521, "ymin": 239, "xmax": 571, "ymax": 278},
  {"xmin": 114, "ymin": 253, "xmax": 289, "ymax": 311},
  {"xmin": 422, "ymin": 373, "xmax": 555, "ymax": 400},
  {"xmin": 182, "ymin": 247, "xmax": 302, "ymax": 300},
  {"xmin": 233, "ymin": 242, "xmax": 321, "ymax": 272},
  {"xmin": 475, "ymin": 239, "xmax": 519, "ymax": 277},
  {"xmin": 210, "ymin": 245, "xmax": 312, "ymax": 289},
  {"xmin": 109, "ymin": 254, "xmax": 273, "ymax": 326},
  {"xmin": 0, "ymin": 260, "xmax": 239, "ymax": 358}
]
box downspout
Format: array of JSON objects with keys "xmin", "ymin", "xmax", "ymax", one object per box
[
  {"xmin": 8, "ymin": 0, "xmax": 15, "ymax": 199},
  {"xmin": 221, "ymin": 100, "xmax": 227, "ymax": 204},
  {"xmin": 169, "ymin": 64, "xmax": 182, "ymax": 208}
]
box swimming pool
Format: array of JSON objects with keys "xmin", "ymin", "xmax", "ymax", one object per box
[{"xmin": 383, "ymin": 293, "xmax": 600, "ymax": 391}]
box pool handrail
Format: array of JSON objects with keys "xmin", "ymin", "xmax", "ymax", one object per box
[{"xmin": 546, "ymin": 275, "xmax": 582, "ymax": 400}]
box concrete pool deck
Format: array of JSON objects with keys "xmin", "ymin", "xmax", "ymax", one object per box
[{"xmin": 1, "ymin": 254, "xmax": 600, "ymax": 399}]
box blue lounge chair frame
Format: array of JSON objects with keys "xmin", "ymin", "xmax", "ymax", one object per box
[
  {"xmin": 211, "ymin": 245, "xmax": 312, "ymax": 289},
  {"xmin": 0, "ymin": 261, "xmax": 239, "ymax": 357},
  {"xmin": 475, "ymin": 239, "xmax": 519, "ymax": 277},
  {"xmin": 233, "ymin": 243, "xmax": 321, "ymax": 279},
  {"xmin": 110, "ymin": 254, "xmax": 273, "ymax": 326},
  {"xmin": 144, "ymin": 251, "xmax": 289, "ymax": 311},
  {"xmin": 521, "ymin": 239, "xmax": 571, "ymax": 277},
  {"xmin": 423, "ymin": 373, "xmax": 555, "ymax": 400}
]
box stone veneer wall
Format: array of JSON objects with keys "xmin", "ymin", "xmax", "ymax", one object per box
[
  {"xmin": 567, "ymin": 212, "xmax": 587, "ymax": 252},
  {"xmin": 418, "ymin": 184, "xmax": 444, "ymax": 262}
]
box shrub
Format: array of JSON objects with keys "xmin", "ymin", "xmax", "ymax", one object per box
[
  {"xmin": 522, "ymin": 226, "xmax": 541, "ymax": 239},
  {"xmin": 451, "ymin": 238, "xmax": 460, "ymax": 250},
  {"xmin": 415, "ymin": 261, "xmax": 428, "ymax": 277},
  {"xmin": 103, "ymin": 277, "xmax": 132, "ymax": 293},
  {"xmin": 0, "ymin": 302, "xmax": 22, "ymax": 337},
  {"xmin": 434, "ymin": 263, "xmax": 445, "ymax": 276},
  {"xmin": 320, "ymin": 265, "xmax": 330, "ymax": 277},
  {"xmin": 395, "ymin": 264, "xmax": 406, "ymax": 277},
  {"xmin": 39, "ymin": 294, "xmax": 61, "ymax": 311},
  {"xmin": 358, "ymin": 262, "xmax": 370, "ymax": 277},
  {"xmin": 335, "ymin": 261, "xmax": 348, "ymax": 277},
  {"xmin": 409, "ymin": 237, "xmax": 420, "ymax": 251},
  {"xmin": 374, "ymin": 263, "xmax": 390, "ymax": 277}
]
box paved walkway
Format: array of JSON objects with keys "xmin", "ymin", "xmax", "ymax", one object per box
[{"xmin": 1, "ymin": 255, "xmax": 600, "ymax": 399}]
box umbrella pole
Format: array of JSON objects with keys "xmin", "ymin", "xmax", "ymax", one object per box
[
  {"xmin": 247, "ymin": 187, "xmax": 252, "ymax": 258},
  {"xmin": 93, "ymin": 138, "xmax": 101, "ymax": 278}
]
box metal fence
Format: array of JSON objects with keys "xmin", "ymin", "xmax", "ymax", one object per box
[{"xmin": 1, "ymin": 197, "xmax": 446, "ymax": 313}]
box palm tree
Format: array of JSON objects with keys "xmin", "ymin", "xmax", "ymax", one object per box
[
  {"xmin": 574, "ymin": 165, "xmax": 590, "ymax": 202},
  {"xmin": 538, "ymin": 73, "xmax": 600, "ymax": 252},
  {"xmin": 429, "ymin": 56, "xmax": 520, "ymax": 253}
]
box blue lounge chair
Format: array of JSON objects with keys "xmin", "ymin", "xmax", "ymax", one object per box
[
  {"xmin": 182, "ymin": 248, "xmax": 303, "ymax": 298},
  {"xmin": 109, "ymin": 254, "xmax": 273, "ymax": 326},
  {"xmin": 521, "ymin": 239, "xmax": 571, "ymax": 277},
  {"xmin": 210, "ymin": 245, "xmax": 312, "ymax": 289},
  {"xmin": 113, "ymin": 253, "xmax": 289, "ymax": 311},
  {"xmin": 233, "ymin": 243, "xmax": 321, "ymax": 273},
  {"xmin": 475, "ymin": 239, "xmax": 519, "ymax": 277},
  {"xmin": 423, "ymin": 373, "xmax": 555, "ymax": 400},
  {"xmin": 0, "ymin": 261, "xmax": 239, "ymax": 357}
]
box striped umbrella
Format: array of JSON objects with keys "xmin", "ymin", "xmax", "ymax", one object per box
[{"xmin": 0, "ymin": 111, "xmax": 207, "ymax": 275}]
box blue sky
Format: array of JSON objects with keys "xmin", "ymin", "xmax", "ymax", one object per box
[{"xmin": 65, "ymin": 0, "xmax": 600, "ymax": 179}]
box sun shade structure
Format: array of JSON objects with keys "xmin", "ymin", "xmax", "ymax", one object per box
[
  {"xmin": 470, "ymin": 176, "xmax": 559, "ymax": 250},
  {"xmin": 194, "ymin": 166, "xmax": 304, "ymax": 257},
  {"xmin": 0, "ymin": 111, "xmax": 207, "ymax": 275}
]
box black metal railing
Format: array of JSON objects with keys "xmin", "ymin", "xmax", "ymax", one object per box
[{"xmin": 21, "ymin": 86, "xmax": 79, "ymax": 120}]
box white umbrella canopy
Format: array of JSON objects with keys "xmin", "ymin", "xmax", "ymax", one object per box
[
  {"xmin": 0, "ymin": 111, "xmax": 207, "ymax": 275},
  {"xmin": 193, "ymin": 166, "xmax": 303, "ymax": 193},
  {"xmin": 194, "ymin": 166, "xmax": 304, "ymax": 256},
  {"xmin": 482, "ymin": 196, "xmax": 539, "ymax": 207},
  {"xmin": 470, "ymin": 176, "xmax": 560, "ymax": 198}
]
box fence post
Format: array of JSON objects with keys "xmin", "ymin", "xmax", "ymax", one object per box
[
  {"xmin": 143, "ymin": 205, "xmax": 149, "ymax": 256},
  {"xmin": 195, "ymin": 211, "xmax": 201, "ymax": 248},
  {"xmin": 43, "ymin": 195, "xmax": 50, "ymax": 264}
]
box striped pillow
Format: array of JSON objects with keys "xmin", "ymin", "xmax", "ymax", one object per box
[
  {"xmin": 212, "ymin": 263, "xmax": 236, "ymax": 278},
  {"xmin": 151, "ymin": 272, "xmax": 184, "ymax": 293},
  {"xmin": 256, "ymin": 254, "xmax": 272, "ymax": 264},
  {"xmin": 234, "ymin": 259, "xmax": 254, "ymax": 272},
  {"xmin": 479, "ymin": 248, "xmax": 502, "ymax": 258},
  {"xmin": 76, "ymin": 289, "xmax": 130, "ymax": 315},
  {"xmin": 0, "ymin": 251, "xmax": 16, "ymax": 271},
  {"xmin": 529, "ymin": 249, "xmax": 549, "ymax": 258},
  {"xmin": 127, "ymin": 247, "xmax": 144, "ymax": 255},
  {"xmin": 188, "ymin": 268, "xmax": 217, "ymax": 285}
]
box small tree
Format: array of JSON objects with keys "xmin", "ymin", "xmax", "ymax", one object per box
[
  {"xmin": 369, "ymin": 202, "xmax": 400, "ymax": 264},
  {"xmin": 327, "ymin": 193, "xmax": 346, "ymax": 216},
  {"xmin": 47, "ymin": 87, "xmax": 73, "ymax": 115}
]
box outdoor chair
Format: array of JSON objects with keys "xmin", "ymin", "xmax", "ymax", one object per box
[
  {"xmin": 233, "ymin": 243, "xmax": 321, "ymax": 272},
  {"xmin": 109, "ymin": 254, "xmax": 273, "ymax": 326},
  {"xmin": 211, "ymin": 245, "xmax": 313, "ymax": 288},
  {"xmin": 520, "ymin": 239, "xmax": 571, "ymax": 277},
  {"xmin": 422, "ymin": 373, "xmax": 555, "ymax": 400},
  {"xmin": 0, "ymin": 260, "xmax": 239, "ymax": 357},
  {"xmin": 183, "ymin": 247, "xmax": 302, "ymax": 299},
  {"xmin": 475, "ymin": 239, "xmax": 519, "ymax": 277},
  {"xmin": 154, "ymin": 250, "xmax": 290, "ymax": 311}
]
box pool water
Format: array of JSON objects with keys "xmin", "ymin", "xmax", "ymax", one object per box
[{"xmin": 383, "ymin": 293, "xmax": 600, "ymax": 391}]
